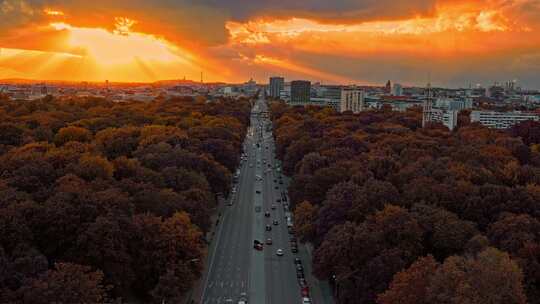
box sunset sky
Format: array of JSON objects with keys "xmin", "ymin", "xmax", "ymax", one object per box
[{"xmin": 1, "ymin": 0, "xmax": 539, "ymax": 88}]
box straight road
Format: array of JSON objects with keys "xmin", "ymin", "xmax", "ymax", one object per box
[
  {"xmin": 200, "ymin": 111, "xmax": 257, "ymax": 304},
  {"xmin": 200, "ymin": 96, "xmax": 313, "ymax": 304}
]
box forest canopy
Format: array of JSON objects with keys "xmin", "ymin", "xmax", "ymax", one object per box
[
  {"xmin": 0, "ymin": 95, "xmax": 251, "ymax": 303},
  {"xmin": 271, "ymin": 102, "xmax": 540, "ymax": 304}
]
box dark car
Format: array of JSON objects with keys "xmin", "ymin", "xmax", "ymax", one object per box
[
  {"xmin": 294, "ymin": 258, "xmax": 302, "ymax": 265},
  {"xmin": 274, "ymin": 186, "xmax": 279, "ymax": 190},
  {"xmin": 253, "ymin": 240, "xmax": 263, "ymax": 251},
  {"xmin": 279, "ymin": 181, "xmax": 283, "ymax": 185},
  {"xmin": 276, "ymin": 199, "xmax": 281, "ymax": 203},
  {"xmin": 265, "ymin": 211, "xmax": 270, "ymax": 217},
  {"xmin": 273, "ymin": 220, "xmax": 279, "ymax": 226},
  {"xmin": 296, "ymin": 271, "xmax": 304, "ymax": 279},
  {"xmin": 296, "ymin": 265, "xmax": 304, "ymax": 272},
  {"xmin": 298, "ymin": 278, "xmax": 307, "ymax": 287},
  {"xmin": 291, "ymin": 247, "xmax": 298, "ymax": 253},
  {"xmin": 266, "ymin": 225, "xmax": 272, "ymax": 231},
  {"xmin": 256, "ymin": 190, "xmax": 261, "ymax": 194}
]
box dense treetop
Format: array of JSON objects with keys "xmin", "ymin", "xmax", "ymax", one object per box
[
  {"xmin": 270, "ymin": 103, "xmax": 540, "ymax": 304},
  {"xmin": 0, "ymin": 95, "xmax": 251, "ymax": 303}
]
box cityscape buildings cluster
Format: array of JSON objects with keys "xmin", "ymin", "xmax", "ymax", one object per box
[
  {"xmin": 2, "ymin": 76, "xmax": 540, "ymax": 130},
  {"xmin": 266, "ymin": 76, "xmax": 540, "ymax": 130}
]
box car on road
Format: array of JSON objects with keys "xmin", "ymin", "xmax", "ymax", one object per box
[
  {"xmin": 264, "ymin": 211, "xmax": 270, "ymax": 217},
  {"xmin": 294, "ymin": 257, "xmax": 302, "ymax": 265},
  {"xmin": 249, "ymin": 164, "xmax": 253, "ymax": 168},
  {"xmin": 225, "ymin": 299, "xmax": 233, "ymax": 304},
  {"xmin": 274, "ymin": 186, "xmax": 279, "ymax": 190},
  {"xmin": 276, "ymin": 249, "xmax": 284, "ymax": 256},
  {"xmin": 238, "ymin": 292, "xmax": 248, "ymax": 304},
  {"xmin": 266, "ymin": 225, "xmax": 272, "ymax": 231},
  {"xmin": 297, "ymin": 271, "xmax": 304, "ymax": 279},
  {"xmin": 279, "ymin": 180, "xmax": 283, "ymax": 184},
  {"xmin": 273, "ymin": 220, "xmax": 279, "ymax": 226},
  {"xmin": 291, "ymin": 246, "xmax": 298, "ymax": 253},
  {"xmin": 271, "ymin": 204, "xmax": 276, "ymax": 210},
  {"xmin": 256, "ymin": 190, "xmax": 261, "ymax": 194},
  {"xmin": 296, "ymin": 265, "xmax": 304, "ymax": 272},
  {"xmin": 302, "ymin": 297, "xmax": 312, "ymax": 304},
  {"xmin": 276, "ymin": 199, "xmax": 281, "ymax": 203},
  {"xmin": 266, "ymin": 238, "xmax": 273, "ymax": 245},
  {"xmin": 253, "ymin": 240, "xmax": 263, "ymax": 251}
]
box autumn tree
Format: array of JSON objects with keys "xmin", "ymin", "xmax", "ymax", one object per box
[
  {"xmin": 15, "ymin": 263, "xmax": 109, "ymax": 304},
  {"xmin": 426, "ymin": 248, "xmax": 526, "ymax": 304},
  {"xmin": 54, "ymin": 126, "xmax": 93, "ymax": 146}
]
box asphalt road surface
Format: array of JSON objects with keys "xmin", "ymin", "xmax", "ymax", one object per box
[{"xmin": 201, "ymin": 97, "xmax": 303, "ymax": 304}]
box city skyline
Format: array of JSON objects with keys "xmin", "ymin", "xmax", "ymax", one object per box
[{"xmin": 1, "ymin": 1, "xmax": 540, "ymax": 88}]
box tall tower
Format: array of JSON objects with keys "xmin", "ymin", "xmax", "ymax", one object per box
[
  {"xmin": 385, "ymin": 80, "xmax": 392, "ymax": 94},
  {"xmin": 422, "ymin": 82, "xmax": 434, "ymax": 128}
]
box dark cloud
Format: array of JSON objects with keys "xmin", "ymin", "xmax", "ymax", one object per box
[
  {"xmin": 0, "ymin": 0, "xmax": 440, "ymax": 47},
  {"xmin": 204, "ymin": 0, "xmax": 438, "ymax": 23}
]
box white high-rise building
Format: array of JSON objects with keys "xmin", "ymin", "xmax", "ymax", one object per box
[
  {"xmin": 340, "ymin": 87, "xmax": 365, "ymax": 113},
  {"xmin": 392, "ymin": 83, "xmax": 403, "ymax": 96},
  {"xmin": 471, "ymin": 111, "xmax": 540, "ymax": 129}
]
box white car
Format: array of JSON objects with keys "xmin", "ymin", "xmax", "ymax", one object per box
[
  {"xmin": 276, "ymin": 249, "xmax": 284, "ymax": 256},
  {"xmin": 302, "ymin": 297, "xmax": 312, "ymax": 304},
  {"xmin": 238, "ymin": 292, "xmax": 248, "ymax": 304}
]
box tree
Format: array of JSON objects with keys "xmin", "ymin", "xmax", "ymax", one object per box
[
  {"xmin": 75, "ymin": 216, "xmax": 133, "ymax": 295},
  {"xmin": 74, "ymin": 154, "xmax": 114, "ymax": 181},
  {"xmin": 17, "ymin": 263, "xmax": 109, "ymax": 304},
  {"xmin": 377, "ymin": 255, "xmax": 439, "ymax": 304},
  {"xmin": 316, "ymin": 182, "xmax": 364, "ymax": 239},
  {"xmin": 0, "ymin": 123, "xmax": 24, "ymax": 146},
  {"xmin": 412, "ymin": 204, "xmax": 478, "ymax": 259},
  {"xmin": 487, "ymin": 213, "xmax": 540, "ymax": 255},
  {"xmin": 95, "ymin": 126, "xmax": 141, "ymax": 159},
  {"xmin": 54, "ymin": 126, "xmax": 92, "ymax": 146},
  {"xmin": 294, "ymin": 201, "xmax": 317, "ymax": 242},
  {"xmin": 511, "ymin": 120, "xmax": 540, "ymax": 146},
  {"xmin": 427, "ymin": 248, "xmax": 526, "ymax": 304}
]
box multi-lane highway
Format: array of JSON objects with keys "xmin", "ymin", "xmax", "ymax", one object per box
[{"xmin": 200, "ymin": 97, "xmax": 306, "ymax": 304}]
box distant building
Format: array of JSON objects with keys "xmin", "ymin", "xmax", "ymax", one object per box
[
  {"xmin": 470, "ymin": 111, "xmax": 540, "ymax": 129},
  {"xmin": 269, "ymin": 77, "xmax": 284, "ymax": 98},
  {"xmin": 385, "ymin": 80, "xmax": 392, "ymax": 94},
  {"xmin": 321, "ymin": 85, "xmax": 342, "ymax": 100},
  {"xmin": 488, "ymin": 84, "xmax": 505, "ymax": 100},
  {"xmin": 431, "ymin": 109, "xmax": 459, "ymax": 130},
  {"xmin": 392, "ymin": 83, "xmax": 403, "ymax": 96},
  {"xmin": 290, "ymin": 80, "xmax": 311, "ymax": 105},
  {"xmin": 243, "ymin": 78, "xmax": 257, "ymax": 95},
  {"xmin": 313, "ymin": 85, "xmax": 342, "ymax": 111},
  {"xmin": 423, "ymin": 83, "xmax": 434, "ymax": 128},
  {"xmin": 340, "ymin": 87, "xmax": 365, "ymax": 113},
  {"xmin": 435, "ymin": 97, "xmax": 473, "ymax": 111}
]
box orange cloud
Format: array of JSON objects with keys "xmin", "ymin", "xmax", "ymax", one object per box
[{"xmin": 0, "ymin": 0, "xmax": 539, "ymax": 86}]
